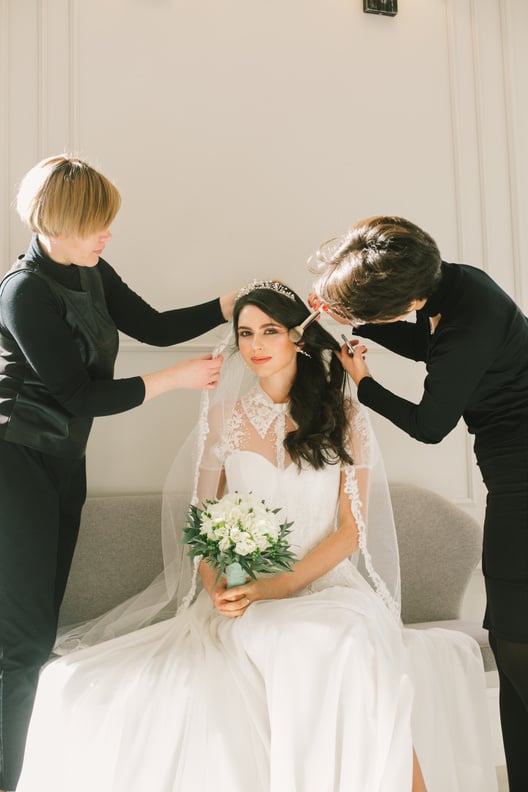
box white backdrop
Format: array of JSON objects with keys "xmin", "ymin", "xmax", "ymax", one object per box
[{"xmin": 1, "ymin": 0, "xmax": 527, "ymax": 522}]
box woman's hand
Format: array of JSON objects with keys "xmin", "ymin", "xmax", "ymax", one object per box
[
  {"xmin": 141, "ymin": 354, "xmax": 224, "ymax": 401},
  {"xmin": 307, "ymin": 293, "xmax": 350, "ymax": 325},
  {"xmin": 219, "ymin": 290, "xmax": 238, "ymax": 321},
  {"xmin": 172, "ymin": 354, "xmax": 224, "ymax": 390},
  {"xmin": 336, "ymin": 342, "xmax": 371, "ymax": 388}
]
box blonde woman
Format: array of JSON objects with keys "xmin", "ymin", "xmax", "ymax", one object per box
[{"xmin": 0, "ymin": 155, "xmax": 234, "ymax": 792}]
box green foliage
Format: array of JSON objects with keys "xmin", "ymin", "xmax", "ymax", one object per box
[{"xmin": 182, "ymin": 497, "xmax": 297, "ymax": 582}]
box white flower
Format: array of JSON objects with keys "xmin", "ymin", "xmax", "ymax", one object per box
[
  {"xmin": 234, "ymin": 538, "xmax": 257, "ymax": 555},
  {"xmin": 255, "ymin": 535, "xmax": 270, "ymax": 551},
  {"xmin": 185, "ymin": 491, "xmax": 295, "ymax": 583}
]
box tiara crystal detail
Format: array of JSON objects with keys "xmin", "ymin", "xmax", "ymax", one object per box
[{"xmin": 236, "ymin": 280, "xmax": 296, "ymax": 302}]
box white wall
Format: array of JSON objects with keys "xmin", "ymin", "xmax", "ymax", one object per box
[{"xmin": 2, "ymin": 0, "xmax": 527, "ymax": 524}]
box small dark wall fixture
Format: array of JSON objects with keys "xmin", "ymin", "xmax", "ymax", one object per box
[{"xmin": 363, "ymin": 0, "xmax": 398, "ymax": 16}]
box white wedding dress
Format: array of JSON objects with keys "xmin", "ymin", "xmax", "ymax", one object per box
[{"xmin": 18, "ymin": 392, "xmax": 497, "ymax": 792}]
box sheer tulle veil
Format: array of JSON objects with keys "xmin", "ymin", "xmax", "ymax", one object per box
[{"xmin": 54, "ymin": 290, "xmax": 401, "ymax": 653}]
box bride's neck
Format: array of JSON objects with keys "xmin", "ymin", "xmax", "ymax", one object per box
[{"xmin": 259, "ymin": 373, "xmax": 293, "ymax": 404}]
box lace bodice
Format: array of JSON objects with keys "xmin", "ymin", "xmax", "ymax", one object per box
[
  {"xmin": 209, "ymin": 386, "xmax": 361, "ymax": 593},
  {"xmin": 196, "ymin": 385, "xmax": 400, "ymax": 614},
  {"xmin": 224, "ymin": 449, "xmax": 361, "ymax": 593},
  {"xmin": 214, "ymin": 386, "xmax": 293, "ymax": 470}
]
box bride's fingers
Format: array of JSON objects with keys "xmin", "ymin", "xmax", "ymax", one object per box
[
  {"xmin": 218, "ymin": 592, "xmax": 243, "ymax": 604},
  {"xmin": 217, "ymin": 596, "xmax": 251, "ymax": 618}
]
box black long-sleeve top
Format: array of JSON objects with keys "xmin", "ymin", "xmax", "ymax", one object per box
[
  {"xmin": 355, "ymin": 261, "xmax": 528, "ymax": 445},
  {"xmin": 0, "ymin": 236, "xmax": 226, "ymax": 418}
]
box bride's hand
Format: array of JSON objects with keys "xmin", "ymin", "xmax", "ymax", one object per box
[
  {"xmin": 217, "ymin": 576, "xmax": 290, "ymax": 617},
  {"xmin": 211, "ymin": 580, "xmax": 250, "ymax": 618}
]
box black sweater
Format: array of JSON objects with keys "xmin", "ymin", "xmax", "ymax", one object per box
[
  {"xmin": 0, "ymin": 236, "xmax": 226, "ymax": 418},
  {"xmin": 356, "ymin": 261, "xmax": 528, "ymax": 445}
]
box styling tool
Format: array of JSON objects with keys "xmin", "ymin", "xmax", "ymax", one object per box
[
  {"xmin": 341, "ymin": 333, "xmax": 355, "ymax": 356},
  {"xmin": 288, "ymin": 309, "xmax": 321, "ymax": 343}
]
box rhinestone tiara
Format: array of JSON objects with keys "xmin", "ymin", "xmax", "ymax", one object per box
[{"xmin": 236, "ymin": 280, "xmax": 296, "ymax": 302}]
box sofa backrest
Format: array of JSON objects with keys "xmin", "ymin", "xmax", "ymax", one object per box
[
  {"xmin": 59, "ymin": 494, "xmax": 163, "ymax": 628},
  {"xmin": 59, "ymin": 484, "xmax": 483, "ymax": 629},
  {"xmin": 390, "ymin": 482, "xmax": 482, "ymax": 623}
]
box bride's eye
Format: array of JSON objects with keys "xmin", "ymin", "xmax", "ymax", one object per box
[{"xmin": 238, "ymin": 330, "xmax": 252, "ymax": 338}]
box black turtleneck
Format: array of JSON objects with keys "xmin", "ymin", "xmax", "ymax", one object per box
[
  {"xmin": 354, "ymin": 261, "xmax": 528, "ymax": 444},
  {"xmin": 0, "ymin": 236, "xmax": 226, "ymax": 418}
]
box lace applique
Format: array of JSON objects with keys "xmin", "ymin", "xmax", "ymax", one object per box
[
  {"xmin": 214, "ymin": 403, "xmax": 245, "ymax": 462},
  {"xmin": 349, "ymin": 405, "xmax": 375, "ymax": 467},
  {"xmin": 343, "ymin": 465, "xmax": 400, "ymax": 621},
  {"xmin": 241, "ymin": 387, "xmax": 288, "ymax": 438},
  {"xmin": 213, "ymin": 386, "xmax": 290, "ymax": 470}
]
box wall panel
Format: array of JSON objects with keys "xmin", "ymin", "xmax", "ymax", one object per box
[{"xmin": 2, "ymin": 1, "xmax": 526, "ymax": 522}]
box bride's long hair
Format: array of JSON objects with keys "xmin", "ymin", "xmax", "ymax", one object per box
[{"xmin": 234, "ymin": 287, "xmax": 353, "ymax": 470}]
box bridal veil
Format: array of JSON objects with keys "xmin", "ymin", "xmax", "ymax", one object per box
[{"xmin": 54, "ymin": 317, "xmax": 402, "ymax": 653}]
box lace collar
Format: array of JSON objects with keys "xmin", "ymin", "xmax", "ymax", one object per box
[{"xmin": 241, "ymin": 385, "xmax": 289, "ymax": 439}]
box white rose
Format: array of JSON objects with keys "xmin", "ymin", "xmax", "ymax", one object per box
[{"xmin": 235, "ymin": 538, "xmax": 257, "ymax": 555}]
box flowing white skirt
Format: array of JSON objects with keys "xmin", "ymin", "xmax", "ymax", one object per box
[{"xmin": 18, "ymin": 575, "xmax": 497, "ymax": 792}]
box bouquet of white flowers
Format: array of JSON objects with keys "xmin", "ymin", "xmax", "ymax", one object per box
[{"xmin": 183, "ymin": 492, "xmax": 297, "ymax": 588}]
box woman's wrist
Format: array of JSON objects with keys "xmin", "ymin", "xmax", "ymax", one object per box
[{"xmin": 219, "ymin": 291, "xmax": 237, "ymax": 321}]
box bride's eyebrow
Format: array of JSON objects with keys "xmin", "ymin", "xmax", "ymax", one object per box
[{"xmin": 238, "ymin": 322, "xmax": 284, "ymax": 331}]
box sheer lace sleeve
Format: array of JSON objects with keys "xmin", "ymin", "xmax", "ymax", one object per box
[{"xmin": 342, "ymin": 400, "xmax": 401, "ymax": 620}]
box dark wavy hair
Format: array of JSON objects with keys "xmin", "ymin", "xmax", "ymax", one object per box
[
  {"xmin": 233, "ymin": 286, "xmax": 353, "ymax": 470},
  {"xmin": 312, "ymin": 216, "xmax": 442, "ymax": 323}
]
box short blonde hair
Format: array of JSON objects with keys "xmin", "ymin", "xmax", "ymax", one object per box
[{"xmin": 16, "ymin": 154, "xmax": 121, "ymax": 238}]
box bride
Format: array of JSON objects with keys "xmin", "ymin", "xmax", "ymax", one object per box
[{"xmin": 17, "ymin": 282, "xmax": 497, "ymax": 792}]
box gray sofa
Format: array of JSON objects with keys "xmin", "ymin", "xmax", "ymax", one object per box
[{"xmin": 59, "ymin": 483, "xmax": 495, "ymax": 671}]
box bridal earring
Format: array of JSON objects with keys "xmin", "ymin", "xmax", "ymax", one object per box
[{"xmin": 296, "ymin": 347, "xmax": 311, "ymax": 358}]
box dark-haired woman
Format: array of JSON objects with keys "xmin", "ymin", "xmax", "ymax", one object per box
[
  {"xmin": 311, "ymin": 216, "xmax": 528, "ymax": 792},
  {"xmin": 18, "ymin": 283, "xmax": 496, "ymax": 792}
]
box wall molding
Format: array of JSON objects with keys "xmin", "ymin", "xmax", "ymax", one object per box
[
  {"xmin": 68, "ymin": 0, "xmax": 80, "ymax": 152},
  {"xmin": 4, "ymin": 0, "xmax": 519, "ymax": 514},
  {"xmin": 469, "ymin": 0, "xmax": 491, "ymax": 276},
  {"xmin": 0, "ymin": 0, "xmax": 9, "ymax": 272},
  {"xmin": 498, "ymin": 0, "xmax": 523, "ymax": 304},
  {"xmin": 37, "ymin": 0, "xmax": 48, "ymax": 158},
  {"xmin": 444, "ymin": 0, "xmax": 485, "ymax": 507},
  {"xmin": 118, "ymin": 337, "xmax": 216, "ymax": 355},
  {"xmin": 445, "ymin": 0, "xmax": 483, "ymax": 269}
]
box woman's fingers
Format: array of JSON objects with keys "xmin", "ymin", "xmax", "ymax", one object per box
[
  {"xmin": 336, "ymin": 343, "xmax": 371, "ymax": 386},
  {"xmin": 182, "ymin": 354, "xmax": 224, "ymax": 390}
]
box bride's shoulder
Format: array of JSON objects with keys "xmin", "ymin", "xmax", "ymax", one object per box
[
  {"xmin": 206, "ymin": 398, "xmax": 244, "ymax": 424},
  {"xmin": 205, "ymin": 399, "xmax": 246, "ymax": 455},
  {"xmin": 343, "ymin": 396, "xmax": 365, "ymax": 427}
]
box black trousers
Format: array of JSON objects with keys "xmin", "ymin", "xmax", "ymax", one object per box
[
  {"xmin": 0, "ymin": 440, "xmax": 86, "ymax": 791},
  {"xmin": 475, "ymin": 432, "xmax": 528, "ymax": 792}
]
